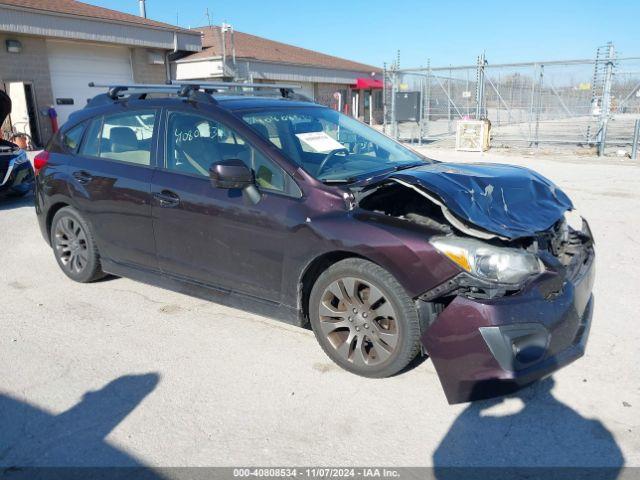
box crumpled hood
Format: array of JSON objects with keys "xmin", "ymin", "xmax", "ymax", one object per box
[{"xmin": 388, "ymin": 162, "xmax": 573, "ymax": 240}]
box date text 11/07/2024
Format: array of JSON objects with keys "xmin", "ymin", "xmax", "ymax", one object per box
[{"xmin": 232, "ymin": 468, "xmax": 401, "ymax": 478}]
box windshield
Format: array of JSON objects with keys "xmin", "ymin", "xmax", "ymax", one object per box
[{"xmin": 239, "ymin": 107, "xmax": 427, "ymax": 182}]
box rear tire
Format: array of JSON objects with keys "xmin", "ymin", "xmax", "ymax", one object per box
[
  {"xmin": 309, "ymin": 258, "xmax": 421, "ymax": 378},
  {"xmin": 51, "ymin": 207, "xmax": 105, "ymax": 283}
]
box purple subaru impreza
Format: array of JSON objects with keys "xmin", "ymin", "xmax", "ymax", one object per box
[{"xmin": 35, "ymin": 83, "xmax": 594, "ymax": 403}]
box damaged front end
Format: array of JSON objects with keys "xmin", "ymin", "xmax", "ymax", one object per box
[{"xmin": 356, "ymin": 162, "xmax": 595, "ymax": 403}]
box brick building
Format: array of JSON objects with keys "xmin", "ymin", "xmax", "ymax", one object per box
[
  {"xmin": 173, "ymin": 26, "xmax": 384, "ymax": 125},
  {"xmin": 0, "ymin": 0, "xmax": 200, "ymax": 145}
]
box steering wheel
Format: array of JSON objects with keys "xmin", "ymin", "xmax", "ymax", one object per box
[{"xmin": 316, "ymin": 148, "xmax": 349, "ymax": 178}]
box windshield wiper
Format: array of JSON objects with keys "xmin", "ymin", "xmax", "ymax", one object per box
[
  {"xmin": 394, "ymin": 161, "xmax": 425, "ymax": 172},
  {"xmin": 322, "ymin": 178, "xmax": 356, "ymax": 184}
]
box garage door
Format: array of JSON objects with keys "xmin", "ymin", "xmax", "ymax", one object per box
[{"xmin": 47, "ymin": 40, "xmax": 134, "ymax": 125}]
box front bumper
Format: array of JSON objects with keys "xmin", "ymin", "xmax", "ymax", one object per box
[
  {"xmin": 0, "ymin": 156, "xmax": 34, "ymax": 196},
  {"xmin": 421, "ymin": 230, "xmax": 595, "ymax": 404}
]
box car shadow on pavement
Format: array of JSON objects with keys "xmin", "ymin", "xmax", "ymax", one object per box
[
  {"xmin": 432, "ymin": 377, "xmax": 624, "ymax": 479},
  {"xmin": 0, "ymin": 373, "xmax": 165, "ymax": 478},
  {"xmin": 0, "ymin": 193, "xmax": 33, "ymax": 211}
]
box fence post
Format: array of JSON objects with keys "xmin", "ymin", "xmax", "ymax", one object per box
[
  {"xmin": 418, "ymin": 77, "xmax": 425, "ymax": 146},
  {"xmin": 496, "ymin": 72, "xmax": 501, "ymax": 126},
  {"xmin": 632, "ymin": 119, "xmax": 640, "ymax": 160},
  {"xmin": 425, "ymin": 63, "xmax": 431, "ymax": 140},
  {"xmin": 447, "ymin": 65, "xmax": 452, "ymax": 133},
  {"xmin": 418, "ymin": 60, "xmax": 431, "ymax": 144},
  {"xmin": 475, "ymin": 53, "xmax": 486, "ymax": 119},
  {"xmin": 382, "ymin": 62, "xmax": 387, "ymax": 135},
  {"xmin": 534, "ymin": 65, "xmax": 544, "ymax": 147},
  {"xmin": 390, "ymin": 69, "xmax": 398, "ymax": 139},
  {"xmin": 598, "ymin": 43, "xmax": 615, "ymax": 156}
]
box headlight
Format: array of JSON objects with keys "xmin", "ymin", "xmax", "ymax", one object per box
[
  {"xmin": 430, "ymin": 236, "xmax": 544, "ymax": 285},
  {"xmin": 564, "ymin": 209, "xmax": 584, "ymax": 231}
]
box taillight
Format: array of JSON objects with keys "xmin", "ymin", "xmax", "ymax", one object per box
[{"xmin": 33, "ymin": 151, "xmax": 50, "ymax": 175}]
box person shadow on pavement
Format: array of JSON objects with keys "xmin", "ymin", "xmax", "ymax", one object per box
[
  {"xmin": 0, "ymin": 373, "xmax": 165, "ymax": 478},
  {"xmin": 433, "ymin": 377, "xmax": 624, "ymax": 480}
]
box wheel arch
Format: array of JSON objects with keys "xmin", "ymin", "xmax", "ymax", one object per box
[
  {"xmin": 298, "ymin": 250, "xmax": 369, "ymax": 326},
  {"xmin": 46, "ymin": 202, "xmax": 71, "ymax": 242}
]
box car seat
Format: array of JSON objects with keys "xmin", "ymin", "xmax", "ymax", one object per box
[{"xmin": 105, "ymin": 127, "xmax": 150, "ymax": 165}]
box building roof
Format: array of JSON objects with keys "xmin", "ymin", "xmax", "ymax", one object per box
[
  {"xmin": 182, "ymin": 26, "xmax": 380, "ymax": 73},
  {"xmin": 0, "ymin": 0, "xmax": 191, "ymax": 32}
]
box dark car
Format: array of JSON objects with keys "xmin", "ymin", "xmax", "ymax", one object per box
[
  {"xmin": 0, "ymin": 91, "xmax": 34, "ymax": 197},
  {"xmin": 34, "ymin": 82, "xmax": 595, "ymax": 403}
]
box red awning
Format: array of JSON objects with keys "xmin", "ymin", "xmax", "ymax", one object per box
[{"xmin": 352, "ymin": 78, "xmax": 383, "ymax": 89}]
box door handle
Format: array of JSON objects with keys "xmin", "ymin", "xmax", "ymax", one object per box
[
  {"xmin": 72, "ymin": 170, "xmax": 93, "ymax": 184},
  {"xmin": 153, "ymin": 190, "xmax": 180, "ymax": 208}
]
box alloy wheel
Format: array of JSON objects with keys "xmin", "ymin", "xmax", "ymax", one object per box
[
  {"xmin": 318, "ymin": 276, "xmax": 400, "ymax": 367},
  {"xmin": 54, "ymin": 216, "xmax": 89, "ymax": 274}
]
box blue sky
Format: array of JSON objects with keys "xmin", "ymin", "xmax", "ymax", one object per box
[{"xmin": 92, "ymin": 0, "xmax": 636, "ymax": 68}]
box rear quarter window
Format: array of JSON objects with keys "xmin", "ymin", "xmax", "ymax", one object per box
[{"xmin": 61, "ymin": 122, "xmax": 86, "ymax": 152}]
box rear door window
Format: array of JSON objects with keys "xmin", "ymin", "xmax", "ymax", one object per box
[
  {"xmin": 80, "ymin": 117, "xmax": 102, "ymax": 157},
  {"xmin": 79, "ymin": 111, "xmax": 157, "ymax": 166}
]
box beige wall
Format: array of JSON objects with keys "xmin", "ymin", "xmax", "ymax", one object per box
[
  {"xmin": 130, "ymin": 48, "xmax": 168, "ymax": 84},
  {"xmin": 0, "ymin": 33, "xmax": 54, "ymax": 145},
  {"xmin": 314, "ymin": 83, "xmax": 351, "ymax": 112}
]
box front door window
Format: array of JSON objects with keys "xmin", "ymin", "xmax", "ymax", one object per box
[{"xmin": 165, "ymin": 110, "xmax": 299, "ymax": 196}]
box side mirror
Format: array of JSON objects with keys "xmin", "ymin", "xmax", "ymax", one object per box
[{"xmin": 209, "ymin": 159, "xmax": 253, "ymax": 189}]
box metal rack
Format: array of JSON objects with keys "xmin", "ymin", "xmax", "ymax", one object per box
[{"xmin": 86, "ymin": 81, "xmax": 311, "ymax": 107}]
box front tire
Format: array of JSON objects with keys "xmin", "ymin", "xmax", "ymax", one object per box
[
  {"xmin": 51, "ymin": 207, "xmax": 105, "ymax": 283},
  {"xmin": 309, "ymin": 258, "xmax": 421, "ymax": 378}
]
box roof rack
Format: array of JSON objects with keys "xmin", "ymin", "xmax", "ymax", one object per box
[
  {"xmin": 173, "ymin": 80, "xmax": 302, "ymax": 91},
  {"xmin": 86, "ymin": 81, "xmax": 311, "ymax": 108},
  {"xmin": 171, "ymin": 81, "xmax": 310, "ymax": 101}
]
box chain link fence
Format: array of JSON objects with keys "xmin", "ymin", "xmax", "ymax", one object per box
[{"xmin": 383, "ymin": 45, "xmax": 640, "ymax": 156}]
